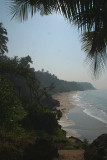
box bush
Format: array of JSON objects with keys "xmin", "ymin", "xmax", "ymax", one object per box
[
  {"xmin": 0, "ymin": 76, "xmax": 27, "ymax": 131},
  {"xmin": 22, "ymin": 105, "xmax": 58, "ymax": 134},
  {"xmin": 23, "ymin": 138, "xmax": 58, "ymax": 160},
  {"xmin": 82, "ymin": 138, "xmax": 89, "ymax": 149}
]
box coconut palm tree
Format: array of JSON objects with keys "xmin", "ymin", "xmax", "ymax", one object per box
[
  {"xmin": 0, "ymin": 23, "xmax": 8, "ymax": 55},
  {"xmin": 81, "ymin": 28, "xmax": 107, "ymax": 78},
  {"xmin": 10, "ymin": 0, "xmax": 107, "ymax": 29},
  {"xmin": 10, "ymin": 0, "xmax": 107, "ymax": 75}
]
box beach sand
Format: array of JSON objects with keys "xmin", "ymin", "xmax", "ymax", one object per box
[{"xmin": 53, "ymin": 91, "xmax": 80, "ymax": 138}]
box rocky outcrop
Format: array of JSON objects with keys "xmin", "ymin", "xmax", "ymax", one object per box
[{"xmin": 84, "ymin": 134, "xmax": 107, "ymax": 160}]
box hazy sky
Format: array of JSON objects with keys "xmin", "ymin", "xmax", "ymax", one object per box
[{"xmin": 0, "ymin": 0, "xmax": 107, "ymax": 89}]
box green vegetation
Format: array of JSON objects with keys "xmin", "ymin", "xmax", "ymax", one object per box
[
  {"xmin": 35, "ymin": 70, "xmax": 95, "ymax": 94},
  {"xmin": 62, "ymin": 137, "xmax": 88, "ymax": 150},
  {"xmin": 1, "ymin": 0, "xmax": 107, "ymax": 157},
  {"xmin": 23, "ymin": 138, "xmax": 58, "ymax": 160},
  {"xmin": 0, "ymin": 24, "xmax": 63, "ymax": 159},
  {"xmin": 0, "ymin": 22, "xmax": 96, "ymax": 160},
  {"xmin": 0, "ymin": 34, "xmax": 91, "ymax": 159},
  {"xmin": 82, "ymin": 138, "xmax": 90, "ymax": 150},
  {"xmin": 0, "ymin": 54, "xmax": 62, "ymax": 159},
  {"xmin": 84, "ymin": 134, "xmax": 107, "ymax": 160},
  {"xmin": 0, "ymin": 76, "xmax": 26, "ymax": 132},
  {"xmin": 0, "ymin": 24, "xmax": 67, "ymax": 158}
]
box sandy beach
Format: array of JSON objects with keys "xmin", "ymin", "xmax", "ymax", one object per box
[
  {"xmin": 53, "ymin": 90, "xmax": 107, "ymax": 142},
  {"xmin": 53, "ymin": 91, "xmax": 80, "ymax": 138}
]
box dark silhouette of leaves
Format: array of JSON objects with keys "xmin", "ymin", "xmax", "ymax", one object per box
[
  {"xmin": 9, "ymin": 0, "xmax": 107, "ymax": 76},
  {"xmin": 0, "ymin": 23, "xmax": 8, "ymax": 55}
]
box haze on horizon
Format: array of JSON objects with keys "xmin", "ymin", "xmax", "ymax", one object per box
[{"xmin": 0, "ymin": 0, "xmax": 107, "ymax": 89}]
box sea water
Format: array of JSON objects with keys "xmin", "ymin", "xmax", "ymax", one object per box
[{"xmin": 64, "ymin": 90, "xmax": 107, "ymax": 142}]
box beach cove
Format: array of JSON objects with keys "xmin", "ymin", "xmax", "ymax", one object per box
[
  {"xmin": 53, "ymin": 90, "xmax": 107, "ymax": 142},
  {"xmin": 53, "ymin": 91, "xmax": 80, "ymax": 138}
]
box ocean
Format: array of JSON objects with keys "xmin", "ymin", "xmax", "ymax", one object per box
[{"xmin": 63, "ymin": 89, "xmax": 107, "ymax": 142}]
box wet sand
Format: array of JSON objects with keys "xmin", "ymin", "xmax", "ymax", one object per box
[
  {"xmin": 67, "ymin": 106, "xmax": 107, "ymax": 142},
  {"xmin": 53, "ymin": 91, "xmax": 80, "ymax": 138}
]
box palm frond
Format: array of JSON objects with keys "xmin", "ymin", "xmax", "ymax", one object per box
[
  {"xmin": 0, "ymin": 23, "xmax": 8, "ymax": 55},
  {"xmin": 9, "ymin": 0, "xmax": 107, "ymax": 76},
  {"xmin": 82, "ymin": 29, "xmax": 107, "ymax": 77}
]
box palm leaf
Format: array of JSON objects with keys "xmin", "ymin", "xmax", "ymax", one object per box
[
  {"xmin": 9, "ymin": 0, "xmax": 107, "ymax": 76},
  {"xmin": 0, "ymin": 23, "xmax": 8, "ymax": 55}
]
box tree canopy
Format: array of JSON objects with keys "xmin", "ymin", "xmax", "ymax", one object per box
[{"xmin": 0, "ymin": 76, "xmax": 26, "ymax": 130}]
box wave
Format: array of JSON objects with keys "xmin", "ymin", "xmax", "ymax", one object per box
[
  {"xmin": 83, "ymin": 108, "xmax": 107, "ymax": 124},
  {"xmin": 71, "ymin": 93, "xmax": 81, "ymax": 102},
  {"xmin": 58, "ymin": 120, "xmax": 74, "ymax": 127},
  {"xmin": 70, "ymin": 91, "xmax": 107, "ymax": 125}
]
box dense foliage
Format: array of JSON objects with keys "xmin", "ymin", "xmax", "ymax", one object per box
[
  {"xmin": 23, "ymin": 138, "xmax": 58, "ymax": 160},
  {"xmin": 84, "ymin": 134, "xmax": 107, "ymax": 160},
  {"xmin": 0, "ymin": 51, "xmax": 63, "ymax": 159},
  {"xmin": 35, "ymin": 70, "xmax": 95, "ymax": 94},
  {"xmin": 0, "ymin": 76, "xmax": 26, "ymax": 131},
  {"xmin": 0, "ymin": 55, "xmax": 60, "ymax": 129},
  {"xmin": 0, "ymin": 20, "xmax": 106, "ymax": 159},
  {"xmin": 1, "ymin": 51, "xmax": 93, "ymax": 159}
]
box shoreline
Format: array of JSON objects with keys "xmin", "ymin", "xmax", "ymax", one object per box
[{"xmin": 53, "ymin": 91, "xmax": 80, "ymax": 138}]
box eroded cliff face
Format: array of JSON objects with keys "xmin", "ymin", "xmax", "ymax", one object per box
[{"xmin": 84, "ymin": 134, "xmax": 107, "ymax": 160}]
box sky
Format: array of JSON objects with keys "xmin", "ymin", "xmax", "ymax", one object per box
[{"xmin": 0, "ymin": 0, "xmax": 107, "ymax": 89}]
